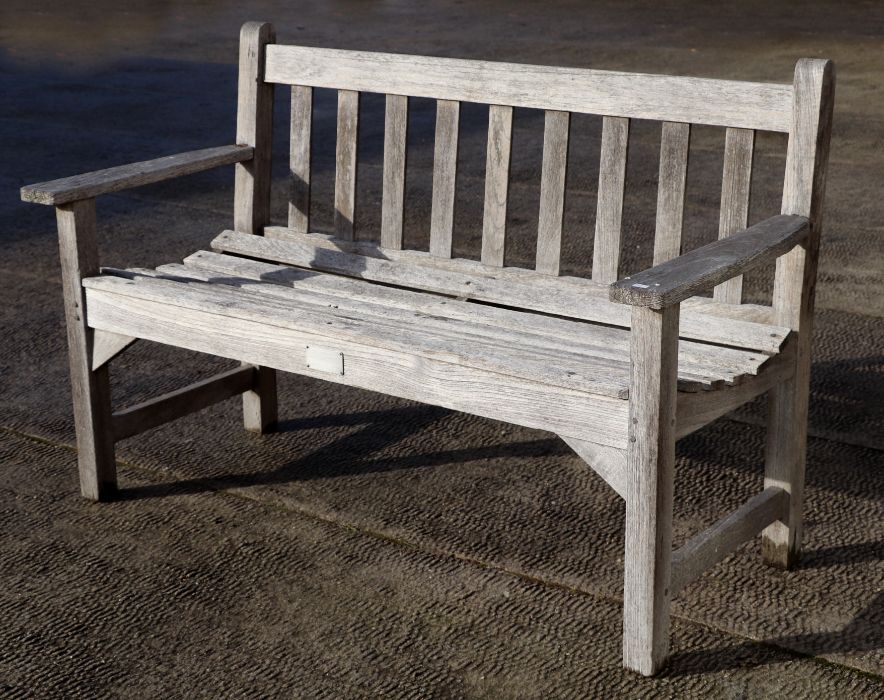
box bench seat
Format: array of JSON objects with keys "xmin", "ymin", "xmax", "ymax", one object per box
[{"xmin": 82, "ymin": 233, "xmax": 792, "ymax": 450}]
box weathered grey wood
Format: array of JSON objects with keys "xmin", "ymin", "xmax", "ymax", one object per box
[
  {"xmin": 223, "ymin": 229, "xmax": 791, "ymax": 354},
  {"xmin": 84, "ymin": 283, "xmax": 632, "ymax": 449},
  {"xmin": 671, "ymin": 487, "xmax": 788, "ymax": 596},
  {"xmin": 167, "ymin": 254, "xmax": 773, "ymax": 384},
  {"xmin": 535, "ymin": 110, "xmax": 570, "ymax": 275},
  {"xmin": 764, "ymin": 59, "xmax": 835, "ymax": 569},
  {"xmin": 623, "ymin": 304, "xmax": 679, "ymax": 676},
  {"xmin": 610, "ymin": 214, "xmax": 810, "ymax": 309},
  {"xmin": 653, "ymin": 122, "xmax": 691, "ymax": 266},
  {"xmin": 381, "ymin": 94, "xmax": 408, "ymax": 250},
  {"xmin": 113, "ymin": 365, "xmax": 257, "ymax": 441},
  {"xmin": 481, "ymin": 105, "xmax": 514, "ymax": 267},
  {"xmin": 676, "ymin": 337, "xmax": 796, "ymax": 439},
  {"xmin": 86, "ymin": 273, "xmax": 636, "ymax": 399},
  {"xmin": 265, "ymin": 45, "xmax": 794, "ymax": 131},
  {"xmin": 234, "ymin": 22, "xmax": 275, "ymax": 235},
  {"xmin": 91, "ymin": 329, "xmax": 137, "ymax": 370},
  {"xmin": 288, "ymin": 85, "xmax": 313, "ymax": 232},
  {"xmin": 560, "ymin": 436, "xmax": 626, "ymax": 498},
  {"xmin": 335, "ymin": 89, "xmax": 360, "ymax": 240},
  {"xmin": 713, "ymin": 128, "xmax": 755, "ymax": 303},
  {"xmin": 430, "ymin": 100, "xmax": 460, "ymax": 258},
  {"xmin": 592, "ymin": 116, "xmax": 630, "ymax": 284},
  {"xmin": 21, "ymin": 146, "xmax": 253, "ymax": 206},
  {"xmin": 234, "ymin": 22, "xmax": 278, "ymax": 432},
  {"xmin": 56, "ymin": 199, "xmax": 116, "ymax": 500}
]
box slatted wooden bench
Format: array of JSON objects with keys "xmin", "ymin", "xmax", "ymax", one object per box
[{"xmin": 21, "ymin": 22, "xmax": 834, "ymax": 675}]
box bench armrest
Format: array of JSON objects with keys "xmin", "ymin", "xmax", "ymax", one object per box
[
  {"xmin": 609, "ymin": 214, "xmax": 810, "ymax": 309},
  {"xmin": 20, "ymin": 144, "xmax": 254, "ymax": 206}
]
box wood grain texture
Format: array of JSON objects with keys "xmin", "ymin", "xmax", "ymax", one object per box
[
  {"xmin": 334, "ymin": 89, "xmax": 360, "ymax": 240},
  {"xmin": 560, "ymin": 436, "xmax": 626, "ymax": 498},
  {"xmin": 114, "ymin": 366, "xmax": 256, "ymax": 440},
  {"xmin": 481, "ymin": 105, "xmax": 514, "ymax": 267},
  {"xmin": 55, "ymin": 199, "xmax": 116, "ymax": 500},
  {"xmin": 381, "ymin": 94, "xmax": 408, "ymax": 249},
  {"xmin": 592, "ymin": 116, "xmax": 630, "ymax": 284},
  {"xmin": 675, "ymin": 337, "xmax": 795, "ymax": 439},
  {"xmin": 713, "ymin": 128, "xmax": 755, "ymax": 303},
  {"xmin": 609, "ymin": 214, "xmax": 809, "ymax": 309},
  {"xmin": 535, "ymin": 110, "xmax": 570, "ymax": 275},
  {"xmin": 622, "ymin": 305, "xmax": 679, "ymax": 676},
  {"xmin": 764, "ymin": 58, "xmax": 835, "ymax": 569},
  {"xmin": 265, "ymin": 45, "xmax": 793, "ymax": 131},
  {"xmin": 653, "ymin": 122, "xmax": 691, "ymax": 266},
  {"xmin": 165, "ymin": 254, "xmax": 773, "ymax": 386},
  {"xmin": 22, "ymin": 146, "xmax": 253, "ymax": 206},
  {"xmin": 226, "ymin": 229, "xmax": 792, "ymax": 353},
  {"xmin": 288, "ymin": 85, "xmax": 313, "ymax": 232},
  {"xmin": 670, "ymin": 487, "xmax": 788, "ymax": 596},
  {"xmin": 84, "ymin": 283, "xmax": 631, "ymax": 449},
  {"xmin": 430, "ymin": 100, "xmax": 460, "ymax": 258},
  {"xmin": 91, "ymin": 329, "xmax": 137, "ymax": 370},
  {"xmin": 234, "ymin": 22, "xmax": 275, "ymax": 235}
]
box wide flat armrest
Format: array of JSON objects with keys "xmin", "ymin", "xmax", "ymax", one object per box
[
  {"xmin": 609, "ymin": 214, "xmax": 810, "ymax": 309},
  {"xmin": 21, "ymin": 144, "xmax": 253, "ymax": 206}
]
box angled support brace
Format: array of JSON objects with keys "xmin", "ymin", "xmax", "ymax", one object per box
[
  {"xmin": 91, "ymin": 329, "xmax": 138, "ymax": 370},
  {"xmin": 561, "ymin": 435, "xmax": 626, "ymax": 499}
]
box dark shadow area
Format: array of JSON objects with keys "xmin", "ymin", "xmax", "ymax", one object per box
[
  {"xmin": 115, "ymin": 403, "xmax": 567, "ymax": 501},
  {"xmin": 665, "ymin": 592, "xmax": 884, "ymax": 677}
]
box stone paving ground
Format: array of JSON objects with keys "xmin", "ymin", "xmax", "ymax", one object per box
[{"xmin": 1, "ymin": 1, "xmax": 882, "ymax": 697}]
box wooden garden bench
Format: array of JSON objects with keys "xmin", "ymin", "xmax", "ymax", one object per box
[{"xmin": 21, "ymin": 23, "xmax": 834, "ymax": 675}]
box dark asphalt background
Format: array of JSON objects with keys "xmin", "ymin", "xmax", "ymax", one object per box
[{"xmin": 1, "ymin": 1, "xmax": 882, "ymax": 697}]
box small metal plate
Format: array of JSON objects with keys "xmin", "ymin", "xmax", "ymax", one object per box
[{"xmin": 305, "ymin": 345, "xmax": 345, "ymax": 375}]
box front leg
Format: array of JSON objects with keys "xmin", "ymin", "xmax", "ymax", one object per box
[
  {"xmin": 622, "ymin": 304, "xmax": 679, "ymax": 675},
  {"xmin": 56, "ymin": 199, "xmax": 117, "ymax": 500}
]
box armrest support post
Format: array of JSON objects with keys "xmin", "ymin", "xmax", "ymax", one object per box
[{"xmin": 623, "ymin": 303, "xmax": 680, "ymax": 675}]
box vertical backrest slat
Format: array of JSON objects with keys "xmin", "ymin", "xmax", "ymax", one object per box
[
  {"xmin": 234, "ymin": 22, "xmax": 275, "ymax": 235},
  {"xmin": 334, "ymin": 89, "xmax": 360, "ymax": 240},
  {"xmin": 535, "ymin": 110, "xmax": 570, "ymax": 275},
  {"xmin": 713, "ymin": 127, "xmax": 755, "ymax": 303},
  {"xmin": 381, "ymin": 94, "xmax": 408, "ymax": 249},
  {"xmin": 429, "ymin": 100, "xmax": 460, "ymax": 258},
  {"xmin": 288, "ymin": 85, "xmax": 312, "ymax": 232},
  {"xmin": 652, "ymin": 121, "xmax": 691, "ymax": 265},
  {"xmin": 481, "ymin": 104, "xmax": 514, "ymax": 267},
  {"xmin": 592, "ymin": 116, "xmax": 630, "ymax": 283}
]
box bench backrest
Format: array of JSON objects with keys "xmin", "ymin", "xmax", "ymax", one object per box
[{"xmin": 234, "ymin": 22, "xmax": 833, "ymax": 324}]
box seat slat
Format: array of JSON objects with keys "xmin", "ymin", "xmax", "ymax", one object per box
[
  {"xmin": 264, "ymin": 45, "xmax": 793, "ymax": 132},
  {"xmin": 214, "ymin": 229, "xmax": 790, "ymax": 354},
  {"xmin": 714, "ymin": 128, "xmax": 755, "ymax": 304},
  {"xmin": 592, "ymin": 116, "xmax": 630, "ymax": 284},
  {"xmin": 430, "ymin": 100, "xmax": 460, "ymax": 258},
  {"xmin": 154, "ymin": 255, "xmax": 765, "ymax": 382},
  {"xmin": 481, "ymin": 105, "xmax": 514, "ymax": 267},
  {"xmin": 86, "ymin": 273, "xmax": 634, "ymax": 398},
  {"xmin": 653, "ymin": 121, "xmax": 691, "ymax": 266},
  {"xmin": 536, "ymin": 110, "xmax": 570, "ymax": 275},
  {"xmin": 381, "ymin": 94, "xmax": 408, "ymax": 249},
  {"xmin": 288, "ymin": 85, "xmax": 312, "ymax": 232},
  {"xmin": 334, "ymin": 89, "xmax": 359, "ymax": 240}
]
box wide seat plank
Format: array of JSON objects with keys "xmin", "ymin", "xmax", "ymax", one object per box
[{"xmin": 215, "ymin": 228, "xmax": 790, "ymax": 354}]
